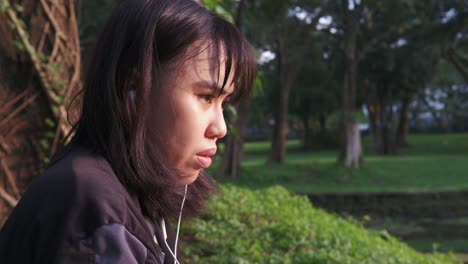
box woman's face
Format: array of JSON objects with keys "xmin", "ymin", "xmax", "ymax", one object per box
[{"xmin": 153, "ymin": 47, "xmax": 233, "ymax": 184}]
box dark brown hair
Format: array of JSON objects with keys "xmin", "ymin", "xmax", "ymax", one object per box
[{"xmin": 69, "ymin": 0, "xmax": 257, "ymax": 221}]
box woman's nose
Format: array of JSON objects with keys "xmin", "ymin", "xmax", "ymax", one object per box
[{"xmin": 205, "ymin": 107, "xmax": 227, "ymax": 140}]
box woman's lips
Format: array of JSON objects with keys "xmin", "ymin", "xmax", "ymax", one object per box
[
  {"xmin": 195, "ymin": 147, "xmax": 216, "ymax": 168},
  {"xmin": 196, "ymin": 155, "xmax": 212, "ymax": 168}
]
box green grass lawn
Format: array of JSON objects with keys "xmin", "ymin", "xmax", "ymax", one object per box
[{"xmin": 212, "ymin": 133, "xmax": 468, "ymax": 194}]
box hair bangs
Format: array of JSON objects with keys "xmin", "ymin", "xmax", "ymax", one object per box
[{"xmin": 211, "ymin": 16, "xmax": 257, "ymax": 105}]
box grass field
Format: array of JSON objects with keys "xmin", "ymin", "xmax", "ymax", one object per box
[{"xmin": 212, "ymin": 133, "xmax": 468, "ymax": 194}]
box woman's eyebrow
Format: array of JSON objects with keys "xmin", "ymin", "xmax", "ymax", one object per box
[{"xmin": 193, "ymin": 80, "xmax": 233, "ymax": 96}]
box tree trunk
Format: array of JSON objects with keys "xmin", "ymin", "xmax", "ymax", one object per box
[
  {"xmin": 216, "ymin": 0, "xmax": 248, "ymax": 177},
  {"xmin": 267, "ymin": 0, "xmax": 332, "ymax": 164},
  {"xmin": 318, "ymin": 113, "xmax": 326, "ymax": 133},
  {"xmin": 381, "ymin": 103, "xmax": 395, "ymax": 154},
  {"xmin": 344, "ymin": 122, "xmax": 362, "ymax": 167},
  {"xmin": 366, "ymin": 83, "xmax": 383, "ymax": 154},
  {"xmin": 217, "ymin": 99, "xmax": 250, "ymax": 177},
  {"xmin": 396, "ymin": 95, "xmax": 412, "ymax": 148},
  {"xmin": 0, "ymin": 0, "xmax": 80, "ymax": 212},
  {"xmin": 372, "ymin": 84, "xmax": 398, "ymax": 155},
  {"xmin": 268, "ymin": 80, "xmax": 290, "ymax": 163},
  {"xmin": 338, "ymin": 2, "xmax": 362, "ymax": 167},
  {"xmin": 301, "ymin": 111, "xmax": 312, "ymax": 150}
]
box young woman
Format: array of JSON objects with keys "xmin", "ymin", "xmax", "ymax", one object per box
[{"xmin": 0, "ymin": 0, "xmax": 256, "ymax": 263}]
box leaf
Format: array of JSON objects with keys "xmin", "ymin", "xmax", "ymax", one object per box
[
  {"xmin": 51, "ymin": 105, "xmax": 59, "ymax": 115},
  {"xmin": 14, "ymin": 3, "xmax": 22, "ymax": 12},
  {"xmin": 253, "ymin": 72, "xmax": 264, "ymax": 96},
  {"xmin": 38, "ymin": 52, "xmax": 47, "ymax": 62},
  {"xmin": 7, "ymin": 20, "xmax": 15, "ymax": 29},
  {"xmin": 14, "ymin": 40, "xmax": 25, "ymax": 51},
  {"xmin": 202, "ymin": 0, "xmax": 233, "ymax": 23},
  {"xmin": 39, "ymin": 139, "xmax": 50, "ymax": 150},
  {"xmin": 45, "ymin": 131, "xmax": 55, "ymax": 139},
  {"xmin": 227, "ymin": 122, "xmax": 240, "ymax": 138},
  {"xmin": 45, "ymin": 117, "xmax": 55, "ymax": 128},
  {"xmin": 1, "ymin": 2, "xmax": 9, "ymax": 13},
  {"xmin": 224, "ymin": 104, "xmax": 238, "ymax": 120}
]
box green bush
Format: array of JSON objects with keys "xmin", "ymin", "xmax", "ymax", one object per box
[{"xmin": 181, "ymin": 184, "xmax": 460, "ymax": 264}]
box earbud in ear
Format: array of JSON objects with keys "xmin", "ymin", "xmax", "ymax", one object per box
[{"xmin": 129, "ymin": 90, "xmax": 136, "ymax": 105}]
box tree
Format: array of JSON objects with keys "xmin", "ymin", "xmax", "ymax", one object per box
[
  {"xmin": 0, "ymin": 0, "xmax": 80, "ymax": 208},
  {"xmin": 362, "ymin": 0, "xmax": 468, "ymax": 152},
  {"xmin": 318, "ymin": 0, "xmax": 445, "ymax": 161},
  {"xmin": 438, "ymin": 4, "xmax": 468, "ymax": 83},
  {"xmin": 364, "ymin": 45, "xmax": 437, "ymax": 153},
  {"xmin": 289, "ymin": 37, "xmax": 340, "ymax": 150},
  {"xmin": 337, "ymin": 0, "xmax": 362, "ymax": 166},
  {"xmin": 261, "ymin": 0, "xmax": 333, "ymax": 163},
  {"xmin": 77, "ymin": 0, "xmax": 119, "ymax": 59}
]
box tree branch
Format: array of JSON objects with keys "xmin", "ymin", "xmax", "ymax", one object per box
[
  {"xmin": 287, "ymin": 0, "xmax": 336, "ymax": 87},
  {"xmin": 0, "ymin": 92, "xmax": 39, "ymax": 131},
  {"xmin": 40, "ymin": 0, "xmax": 67, "ymax": 41},
  {"xmin": 0, "ymin": 158, "xmax": 20, "ymax": 198},
  {"xmin": 0, "ymin": 185, "xmax": 18, "ymax": 208}
]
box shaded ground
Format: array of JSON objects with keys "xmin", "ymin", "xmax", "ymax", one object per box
[
  {"xmin": 367, "ymin": 217, "xmax": 468, "ymax": 263},
  {"xmin": 305, "ymin": 191, "xmax": 468, "ymax": 255}
]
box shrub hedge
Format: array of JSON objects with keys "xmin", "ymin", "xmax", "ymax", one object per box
[{"xmin": 181, "ymin": 184, "xmax": 460, "ymax": 264}]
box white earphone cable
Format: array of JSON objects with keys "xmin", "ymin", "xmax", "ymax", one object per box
[
  {"xmin": 161, "ymin": 184, "xmax": 188, "ymax": 264},
  {"xmin": 174, "ymin": 184, "xmax": 187, "ymax": 262}
]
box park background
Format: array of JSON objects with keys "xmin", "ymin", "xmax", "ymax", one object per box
[{"xmin": 0, "ymin": 0, "xmax": 467, "ymax": 263}]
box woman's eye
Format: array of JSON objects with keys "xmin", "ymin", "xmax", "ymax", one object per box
[{"xmin": 199, "ymin": 94, "xmax": 214, "ymax": 103}]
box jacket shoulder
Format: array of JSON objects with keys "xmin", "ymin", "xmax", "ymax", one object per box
[
  {"xmin": 0, "ymin": 146, "xmax": 162, "ymax": 263},
  {"xmin": 36, "ymin": 147, "xmax": 130, "ymax": 229}
]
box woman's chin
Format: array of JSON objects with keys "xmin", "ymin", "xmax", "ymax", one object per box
[{"xmin": 180, "ymin": 171, "xmax": 200, "ymax": 185}]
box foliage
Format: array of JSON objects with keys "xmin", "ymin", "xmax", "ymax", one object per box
[
  {"xmin": 181, "ymin": 184, "xmax": 459, "ymax": 263},
  {"xmin": 77, "ymin": 0, "xmax": 119, "ymax": 59},
  {"xmin": 202, "ymin": 0, "xmax": 234, "ymax": 22},
  {"xmin": 413, "ymin": 59, "xmax": 468, "ymax": 133}
]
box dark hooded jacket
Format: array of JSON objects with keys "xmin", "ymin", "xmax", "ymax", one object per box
[{"xmin": 0, "ymin": 145, "xmax": 180, "ymax": 264}]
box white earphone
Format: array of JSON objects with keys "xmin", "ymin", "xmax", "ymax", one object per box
[
  {"xmin": 129, "ymin": 89, "xmax": 136, "ymax": 105},
  {"xmin": 161, "ymin": 184, "xmax": 188, "ymax": 264}
]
